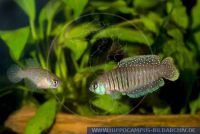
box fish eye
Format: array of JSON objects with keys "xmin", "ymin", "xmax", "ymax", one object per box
[
  {"xmin": 89, "ymin": 81, "xmax": 98, "ymax": 92},
  {"xmin": 52, "ymin": 79, "xmax": 58, "ymax": 87},
  {"xmin": 93, "ymin": 81, "xmax": 98, "ymax": 89}
]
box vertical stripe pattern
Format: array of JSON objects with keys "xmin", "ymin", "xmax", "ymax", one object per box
[{"xmin": 100, "ymin": 64, "xmax": 161, "ymax": 93}]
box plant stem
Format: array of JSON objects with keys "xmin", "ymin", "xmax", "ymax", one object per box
[
  {"xmin": 30, "ymin": 19, "xmax": 37, "ymax": 40},
  {"xmin": 47, "ymin": 20, "xmax": 52, "ymax": 36},
  {"xmin": 71, "ymin": 56, "xmax": 79, "ymax": 72},
  {"xmin": 0, "ymin": 90, "xmax": 13, "ymax": 98}
]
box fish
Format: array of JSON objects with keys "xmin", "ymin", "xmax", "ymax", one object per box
[
  {"xmin": 7, "ymin": 64, "xmax": 61, "ymax": 89},
  {"xmin": 89, "ymin": 55, "xmax": 179, "ymax": 98}
]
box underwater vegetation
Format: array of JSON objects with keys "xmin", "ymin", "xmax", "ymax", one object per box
[{"xmin": 0, "ymin": 0, "xmax": 200, "ymax": 133}]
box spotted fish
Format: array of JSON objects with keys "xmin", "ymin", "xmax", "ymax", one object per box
[
  {"xmin": 7, "ymin": 64, "xmax": 61, "ymax": 89},
  {"xmin": 89, "ymin": 55, "xmax": 179, "ymax": 98}
]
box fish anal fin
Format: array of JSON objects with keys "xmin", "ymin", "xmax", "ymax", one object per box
[
  {"xmin": 110, "ymin": 92, "xmax": 122, "ymax": 100},
  {"xmin": 127, "ymin": 79, "xmax": 164, "ymax": 98},
  {"xmin": 118, "ymin": 55, "xmax": 160, "ymax": 67},
  {"xmin": 24, "ymin": 79, "xmax": 40, "ymax": 92}
]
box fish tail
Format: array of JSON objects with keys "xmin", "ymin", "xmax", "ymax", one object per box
[
  {"xmin": 7, "ymin": 64, "xmax": 24, "ymax": 83},
  {"xmin": 161, "ymin": 57, "xmax": 179, "ymax": 81}
]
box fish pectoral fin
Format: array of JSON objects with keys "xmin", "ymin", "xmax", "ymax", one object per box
[
  {"xmin": 110, "ymin": 92, "xmax": 122, "ymax": 100},
  {"xmin": 118, "ymin": 55, "xmax": 160, "ymax": 67},
  {"xmin": 127, "ymin": 79, "xmax": 165, "ymax": 98}
]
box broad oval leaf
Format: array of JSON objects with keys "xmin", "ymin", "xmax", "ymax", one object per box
[
  {"xmin": 61, "ymin": 23, "xmax": 99, "ymax": 60},
  {"xmin": 90, "ymin": 0, "xmax": 136, "ymax": 14},
  {"xmin": 64, "ymin": 23, "xmax": 99, "ymax": 40},
  {"xmin": 92, "ymin": 27, "xmax": 153, "ymax": 46},
  {"xmin": 167, "ymin": 0, "xmax": 188, "ymax": 29},
  {"xmin": 65, "ymin": 39, "xmax": 88, "ymax": 60},
  {"xmin": 25, "ymin": 99, "xmax": 57, "ymax": 134},
  {"xmin": 162, "ymin": 40, "xmax": 198, "ymax": 71},
  {"xmin": 167, "ymin": 28, "xmax": 183, "ymax": 41},
  {"xmin": 141, "ymin": 16, "xmax": 159, "ymax": 35},
  {"xmin": 191, "ymin": 0, "xmax": 200, "ymax": 51},
  {"xmin": 91, "ymin": 0, "xmax": 126, "ymax": 10},
  {"xmin": 191, "ymin": 0, "xmax": 200, "ymax": 29},
  {"xmin": 0, "ymin": 27, "xmax": 30, "ymax": 60}
]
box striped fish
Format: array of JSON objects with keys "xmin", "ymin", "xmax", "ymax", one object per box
[{"xmin": 89, "ymin": 55, "xmax": 179, "ymax": 98}]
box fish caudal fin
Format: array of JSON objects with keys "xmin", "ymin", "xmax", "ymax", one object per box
[
  {"xmin": 7, "ymin": 64, "xmax": 23, "ymax": 83},
  {"xmin": 161, "ymin": 57, "xmax": 179, "ymax": 81}
]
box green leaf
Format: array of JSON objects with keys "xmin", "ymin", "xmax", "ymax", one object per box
[
  {"xmin": 51, "ymin": 23, "xmax": 66, "ymax": 36},
  {"xmin": 90, "ymin": 0, "xmax": 136, "ymax": 14},
  {"xmin": 133, "ymin": 0, "xmax": 160, "ymax": 9},
  {"xmin": 77, "ymin": 105, "xmax": 95, "ymax": 116},
  {"xmin": 191, "ymin": 0, "xmax": 200, "ymax": 29},
  {"xmin": 167, "ymin": 28, "xmax": 183, "ymax": 41},
  {"xmin": 191, "ymin": 0, "xmax": 200, "ymax": 51},
  {"xmin": 0, "ymin": 27, "xmax": 30, "ymax": 60},
  {"xmin": 92, "ymin": 27, "xmax": 153, "ymax": 46},
  {"xmin": 147, "ymin": 12, "xmax": 163, "ymax": 25},
  {"xmin": 63, "ymin": 0, "xmax": 88, "ymax": 18},
  {"xmin": 92, "ymin": 95, "xmax": 130, "ymax": 114},
  {"xmin": 91, "ymin": 0, "xmax": 126, "ymax": 10},
  {"xmin": 141, "ymin": 16, "xmax": 159, "ymax": 34},
  {"xmin": 15, "ymin": 0, "xmax": 37, "ymax": 39},
  {"xmin": 193, "ymin": 31, "xmax": 200, "ymax": 51},
  {"xmin": 190, "ymin": 94, "xmax": 200, "ymax": 114},
  {"xmin": 39, "ymin": 0, "xmax": 62, "ymax": 37},
  {"xmin": 25, "ymin": 99, "xmax": 57, "ymax": 134},
  {"xmin": 65, "ymin": 23, "xmax": 99, "ymax": 40},
  {"xmin": 79, "ymin": 62, "xmax": 116, "ymax": 73},
  {"xmin": 15, "ymin": 0, "xmax": 35, "ymax": 20},
  {"xmin": 167, "ymin": 0, "xmax": 188, "ymax": 29},
  {"xmin": 153, "ymin": 106, "xmax": 171, "ymax": 115},
  {"xmin": 162, "ymin": 40, "xmax": 198, "ymax": 71},
  {"xmin": 123, "ymin": 45, "xmax": 145, "ymax": 56},
  {"xmin": 65, "ymin": 39, "xmax": 88, "ymax": 60},
  {"xmin": 55, "ymin": 49, "xmax": 67, "ymax": 79},
  {"xmin": 61, "ymin": 23, "xmax": 99, "ymax": 60}
]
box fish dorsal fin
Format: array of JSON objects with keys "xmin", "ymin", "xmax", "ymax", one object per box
[
  {"xmin": 118, "ymin": 55, "xmax": 160, "ymax": 67},
  {"xmin": 25, "ymin": 59, "xmax": 40, "ymax": 69},
  {"xmin": 126, "ymin": 78, "xmax": 164, "ymax": 98}
]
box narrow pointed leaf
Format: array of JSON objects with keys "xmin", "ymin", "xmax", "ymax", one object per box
[
  {"xmin": 63, "ymin": 0, "xmax": 88, "ymax": 17},
  {"xmin": 25, "ymin": 99, "xmax": 57, "ymax": 134}
]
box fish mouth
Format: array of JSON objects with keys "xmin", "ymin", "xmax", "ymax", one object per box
[{"xmin": 89, "ymin": 86, "xmax": 94, "ymax": 92}]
